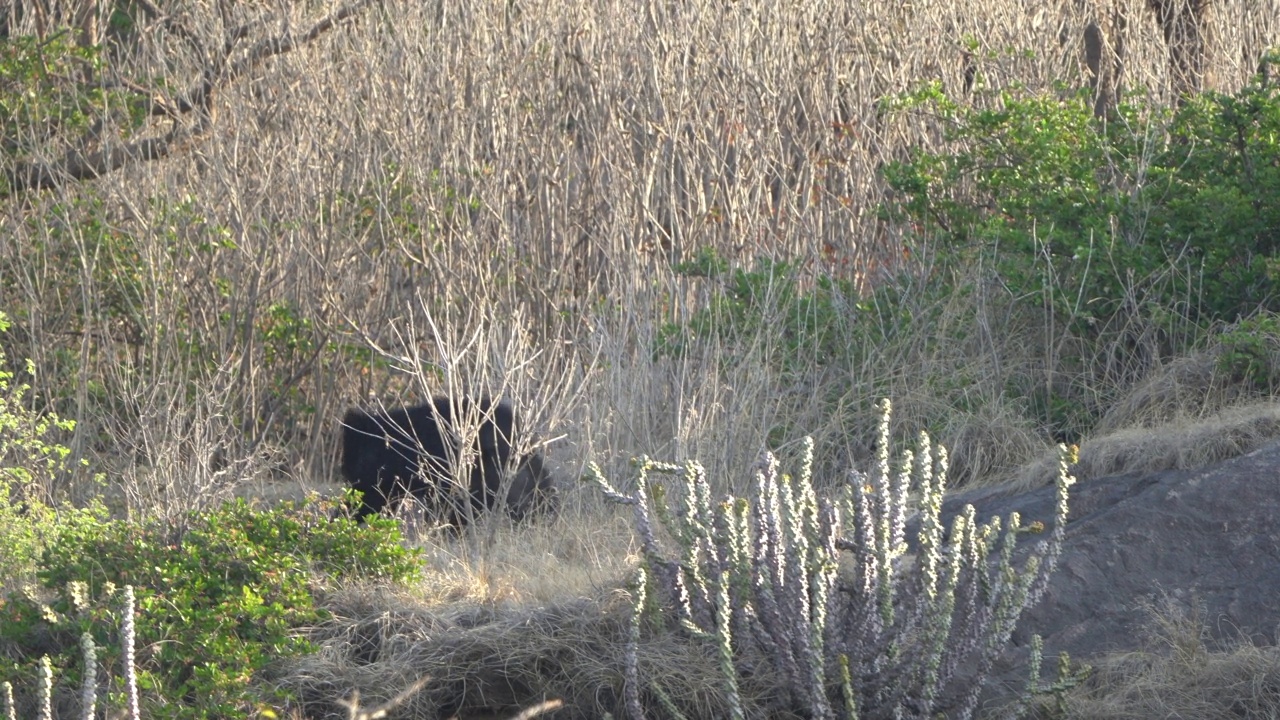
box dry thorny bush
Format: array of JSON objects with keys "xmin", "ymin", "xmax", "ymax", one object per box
[
  {"xmin": 2, "ymin": 0, "xmax": 1280, "ymax": 716},
  {"xmin": 1, "ymin": 0, "xmax": 1277, "ymax": 508}
]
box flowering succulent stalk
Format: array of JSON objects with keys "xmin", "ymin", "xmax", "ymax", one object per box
[
  {"xmin": 1026, "ymin": 634, "xmax": 1044, "ymax": 694},
  {"xmin": 3, "ymin": 680, "xmax": 14, "ymax": 720},
  {"xmin": 838, "ymin": 654, "xmax": 858, "ymax": 720},
  {"xmin": 752, "ymin": 453, "xmax": 801, "ymax": 694},
  {"xmin": 632, "ymin": 462, "xmax": 659, "ymax": 559},
  {"xmin": 38, "ymin": 656, "xmax": 52, "ymax": 720},
  {"xmin": 715, "ymin": 569, "xmax": 744, "ymax": 720},
  {"xmin": 625, "ymin": 567, "xmax": 646, "ymax": 720},
  {"xmin": 848, "ymin": 471, "xmax": 880, "ymax": 638},
  {"xmin": 916, "ymin": 433, "xmax": 942, "ymax": 605},
  {"xmin": 873, "ymin": 404, "xmax": 898, "ymax": 628},
  {"xmin": 1025, "ymin": 446, "xmax": 1077, "ymax": 607},
  {"xmin": 80, "ymin": 632, "xmax": 97, "ymax": 720},
  {"xmin": 122, "ymin": 586, "xmax": 140, "ymax": 720}
]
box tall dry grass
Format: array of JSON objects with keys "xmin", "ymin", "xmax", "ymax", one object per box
[
  {"xmin": 0, "ymin": 0, "xmax": 1277, "ymax": 547},
  {"xmin": 4, "ymin": 2, "xmax": 1280, "ymax": 716}
]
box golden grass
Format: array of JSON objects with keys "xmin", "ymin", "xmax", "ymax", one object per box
[
  {"xmin": 1008, "ymin": 398, "xmax": 1280, "ymax": 491},
  {"xmin": 282, "ymin": 583, "xmax": 769, "ymax": 719},
  {"xmin": 408, "ymin": 507, "xmax": 639, "ymax": 607},
  {"xmin": 1026, "ymin": 602, "xmax": 1280, "ymax": 720}
]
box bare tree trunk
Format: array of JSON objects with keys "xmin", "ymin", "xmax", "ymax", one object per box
[
  {"xmin": 1082, "ymin": 0, "xmax": 1130, "ymax": 118},
  {"xmin": 1149, "ymin": 0, "xmax": 1215, "ymax": 101}
]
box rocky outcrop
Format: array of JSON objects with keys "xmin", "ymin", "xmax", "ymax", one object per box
[{"xmin": 944, "ymin": 440, "xmax": 1280, "ymax": 708}]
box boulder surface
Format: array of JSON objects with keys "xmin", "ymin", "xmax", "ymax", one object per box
[{"xmin": 944, "ymin": 440, "xmax": 1280, "ymax": 708}]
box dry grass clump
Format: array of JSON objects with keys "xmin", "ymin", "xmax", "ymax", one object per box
[
  {"xmin": 1096, "ymin": 344, "xmax": 1280, "ymax": 436},
  {"xmin": 1008, "ymin": 399, "xmax": 1280, "ymax": 490},
  {"xmin": 919, "ymin": 393, "xmax": 1048, "ymax": 489},
  {"xmin": 1079, "ymin": 400, "xmax": 1280, "ymax": 479},
  {"xmin": 1094, "ymin": 349, "xmax": 1230, "ymax": 434},
  {"xmin": 406, "ymin": 508, "xmax": 638, "ymax": 607},
  {"xmin": 281, "ymin": 584, "xmax": 773, "ymax": 720},
  {"xmin": 1029, "ymin": 604, "xmax": 1280, "ymax": 720},
  {"xmin": 1004, "ymin": 317, "xmax": 1280, "ymax": 490}
]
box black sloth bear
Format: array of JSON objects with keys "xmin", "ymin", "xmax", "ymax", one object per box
[{"xmin": 340, "ymin": 397, "xmax": 554, "ymax": 525}]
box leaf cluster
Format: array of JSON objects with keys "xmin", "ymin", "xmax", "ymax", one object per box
[
  {"xmin": 656, "ymin": 250, "xmax": 862, "ymax": 373},
  {"xmin": 0, "ymin": 34, "xmax": 143, "ymax": 162},
  {"xmin": 0, "ymin": 310, "xmax": 105, "ymax": 584},
  {"xmin": 0, "ymin": 498, "xmax": 422, "ymax": 720},
  {"xmin": 883, "ymin": 61, "xmax": 1280, "ymax": 340}
]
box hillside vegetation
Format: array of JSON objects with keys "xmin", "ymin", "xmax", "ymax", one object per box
[{"xmin": 2, "ymin": 0, "xmax": 1280, "ymax": 716}]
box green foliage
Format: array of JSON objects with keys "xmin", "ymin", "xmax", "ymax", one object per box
[
  {"xmin": 0, "ymin": 314, "xmax": 76, "ymax": 491},
  {"xmin": 3, "ymin": 193, "xmax": 239, "ymax": 452},
  {"xmin": 884, "ymin": 66, "xmax": 1280, "ymax": 334},
  {"xmin": 655, "ymin": 250, "xmax": 860, "ymax": 371},
  {"xmin": 0, "ymin": 311, "xmax": 105, "ymax": 585},
  {"xmin": 1020, "ymin": 634, "xmax": 1092, "ymax": 719},
  {"xmin": 877, "ymin": 60, "xmax": 1280, "ymax": 438},
  {"xmin": 1, "ymin": 34, "xmax": 102, "ymax": 155},
  {"xmin": 0, "ymin": 32, "xmax": 144, "ymax": 168},
  {"xmin": 884, "ymin": 84, "xmax": 1155, "ymax": 339},
  {"xmin": 1215, "ymin": 312, "xmax": 1280, "ymax": 392},
  {"xmin": 1148, "ymin": 75, "xmax": 1280, "ymax": 321},
  {"xmin": 325, "ymin": 161, "xmax": 485, "ymax": 252},
  {"xmin": 0, "ymin": 498, "xmax": 422, "ymax": 720},
  {"xmin": 672, "ymin": 246, "xmax": 731, "ymax": 278}
]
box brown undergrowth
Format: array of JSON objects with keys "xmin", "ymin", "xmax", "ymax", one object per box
[
  {"xmin": 281, "ymin": 585, "xmax": 752, "ymax": 720},
  {"xmin": 1026, "ymin": 602, "xmax": 1280, "ymax": 720}
]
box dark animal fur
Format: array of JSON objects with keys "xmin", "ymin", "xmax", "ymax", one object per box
[{"xmin": 340, "ymin": 397, "xmax": 553, "ymax": 525}]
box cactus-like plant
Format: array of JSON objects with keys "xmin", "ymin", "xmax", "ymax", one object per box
[
  {"xmin": 3, "ymin": 680, "xmax": 14, "ymax": 720},
  {"xmin": 590, "ymin": 399, "xmax": 1075, "ymax": 719},
  {"xmin": 80, "ymin": 632, "xmax": 96, "ymax": 720},
  {"xmin": 122, "ymin": 585, "xmax": 140, "ymax": 720},
  {"xmin": 37, "ymin": 656, "xmax": 52, "ymax": 720}
]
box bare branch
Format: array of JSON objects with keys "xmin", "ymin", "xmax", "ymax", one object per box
[
  {"xmin": 4, "ymin": 118, "xmax": 209, "ymax": 194},
  {"xmin": 1, "ymin": 0, "xmax": 378, "ymax": 196}
]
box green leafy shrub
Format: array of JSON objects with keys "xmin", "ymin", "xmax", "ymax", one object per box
[
  {"xmin": 0, "ymin": 310, "xmax": 107, "ymax": 587},
  {"xmin": 888, "ymin": 63, "xmax": 1280, "ymax": 330},
  {"xmin": 883, "ymin": 83, "xmax": 1158, "ymax": 342},
  {"xmin": 1215, "ymin": 311, "xmax": 1280, "ymax": 392},
  {"xmin": 655, "ymin": 250, "xmax": 861, "ymax": 372},
  {"xmin": 0, "ymin": 33, "xmax": 144, "ymax": 169},
  {"xmin": 879, "ymin": 58, "xmax": 1280, "ymax": 438},
  {"xmin": 588, "ymin": 399, "xmax": 1075, "ymax": 718},
  {"xmin": 1147, "ymin": 73, "xmax": 1280, "ymax": 322},
  {"xmin": 0, "ymin": 498, "xmax": 422, "ymax": 720}
]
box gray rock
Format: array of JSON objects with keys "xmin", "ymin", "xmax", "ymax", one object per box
[{"xmin": 940, "ymin": 440, "xmax": 1280, "ymax": 709}]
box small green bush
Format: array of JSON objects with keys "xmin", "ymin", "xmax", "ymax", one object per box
[
  {"xmin": 891, "ymin": 60, "xmax": 1280, "ymax": 327},
  {"xmin": 877, "ymin": 57, "xmax": 1280, "ymax": 438},
  {"xmin": 0, "ymin": 32, "xmax": 146, "ymax": 171},
  {"xmin": 1148, "ymin": 74, "xmax": 1280, "ymax": 322},
  {"xmin": 0, "ymin": 498, "xmax": 422, "ymax": 720},
  {"xmin": 655, "ymin": 250, "xmax": 862, "ymax": 373},
  {"xmin": 1215, "ymin": 311, "xmax": 1280, "ymax": 392},
  {"xmin": 0, "ymin": 310, "xmax": 106, "ymax": 587}
]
